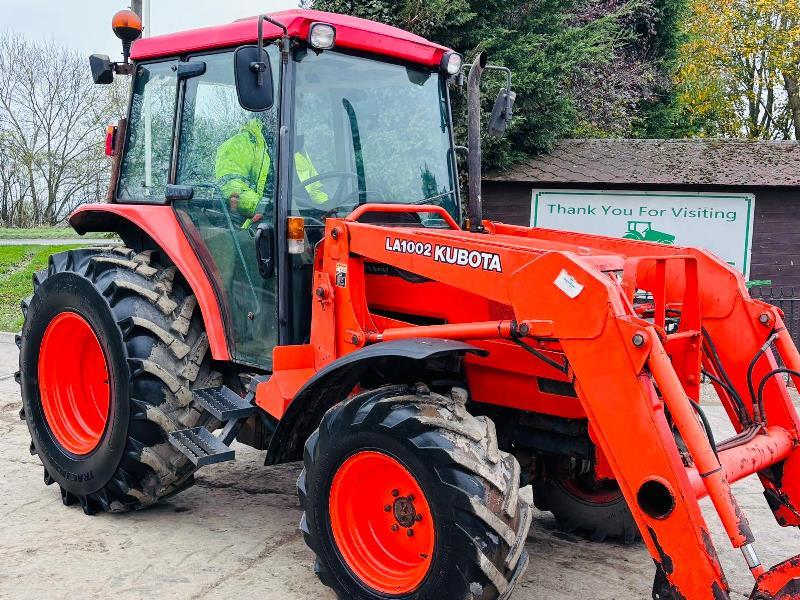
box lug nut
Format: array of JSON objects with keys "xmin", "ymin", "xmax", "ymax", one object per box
[
  {"xmin": 407, "ymin": 495, "xmax": 414, "ymax": 502},
  {"xmin": 384, "ymin": 504, "xmax": 392, "ymax": 512},
  {"xmin": 391, "ymin": 524, "xmax": 399, "ymax": 532},
  {"xmin": 632, "ymin": 333, "xmax": 646, "ymax": 347},
  {"xmin": 407, "ymin": 529, "xmax": 414, "ymax": 537},
  {"xmin": 415, "ymin": 514, "xmax": 423, "ymax": 522},
  {"xmin": 759, "ymin": 313, "xmax": 771, "ymax": 325},
  {"xmin": 391, "ymin": 489, "xmax": 399, "ymax": 497}
]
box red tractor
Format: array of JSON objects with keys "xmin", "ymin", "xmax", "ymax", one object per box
[{"xmin": 16, "ymin": 8, "xmax": 800, "ymax": 600}]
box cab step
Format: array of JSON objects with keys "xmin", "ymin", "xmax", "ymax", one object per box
[
  {"xmin": 193, "ymin": 386, "xmax": 255, "ymax": 421},
  {"xmin": 168, "ymin": 427, "xmax": 235, "ymax": 467}
]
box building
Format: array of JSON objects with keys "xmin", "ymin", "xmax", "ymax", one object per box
[{"xmin": 483, "ymin": 138, "xmax": 800, "ymax": 288}]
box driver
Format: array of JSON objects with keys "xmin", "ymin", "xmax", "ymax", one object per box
[{"xmin": 215, "ymin": 114, "xmax": 328, "ymax": 223}]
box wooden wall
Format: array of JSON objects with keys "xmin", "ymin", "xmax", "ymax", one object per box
[{"xmin": 750, "ymin": 190, "xmax": 800, "ymax": 289}]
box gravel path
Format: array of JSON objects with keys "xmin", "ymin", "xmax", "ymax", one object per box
[{"xmin": 1, "ymin": 338, "xmax": 798, "ymax": 599}]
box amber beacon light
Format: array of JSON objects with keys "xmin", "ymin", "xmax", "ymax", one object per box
[{"xmin": 111, "ymin": 9, "xmax": 143, "ymax": 63}]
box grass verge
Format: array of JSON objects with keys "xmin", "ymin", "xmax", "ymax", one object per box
[
  {"xmin": 0, "ymin": 227, "xmax": 113, "ymax": 240},
  {"xmin": 0, "ymin": 245, "xmax": 81, "ymax": 332}
]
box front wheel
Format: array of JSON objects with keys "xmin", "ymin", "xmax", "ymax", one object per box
[{"xmin": 298, "ymin": 384, "xmax": 532, "ymax": 600}]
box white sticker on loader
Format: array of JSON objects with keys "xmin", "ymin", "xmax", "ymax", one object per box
[{"xmin": 554, "ymin": 269, "xmax": 584, "ymax": 299}]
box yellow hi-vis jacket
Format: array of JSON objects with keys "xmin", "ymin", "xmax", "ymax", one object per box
[{"xmin": 215, "ymin": 118, "xmax": 329, "ymax": 217}]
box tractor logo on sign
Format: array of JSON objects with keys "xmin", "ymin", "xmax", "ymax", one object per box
[{"xmin": 622, "ymin": 221, "xmax": 675, "ymax": 244}]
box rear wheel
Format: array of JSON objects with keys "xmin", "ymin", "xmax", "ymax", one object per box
[
  {"xmin": 298, "ymin": 384, "xmax": 532, "ymax": 599},
  {"xmin": 17, "ymin": 246, "xmax": 222, "ymax": 514},
  {"xmin": 533, "ymin": 476, "xmax": 640, "ymax": 543}
]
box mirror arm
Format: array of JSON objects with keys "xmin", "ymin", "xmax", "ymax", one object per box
[
  {"xmin": 461, "ymin": 63, "xmax": 514, "ymax": 118},
  {"xmin": 258, "ymin": 15, "xmax": 291, "ymax": 65},
  {"xmin": 250, "ymin": 15, "xmax": 289, "ymax": 85},
  {"xmin": 484, "ymin": 65, "xmax": 513, "ymax": 119}
]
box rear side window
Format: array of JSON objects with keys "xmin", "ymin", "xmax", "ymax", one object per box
[{"xmin": 117, "ymin": 60, "xmax": 178, "ymax": 202}]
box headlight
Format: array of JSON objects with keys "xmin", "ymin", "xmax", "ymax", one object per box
[
  {"xmin": 309, "ymin": 23, "xmax": 336, "ymax": 50},
  {"xmin": 441, "ymin": 52, "xmax": 463, "ymax": 76}
]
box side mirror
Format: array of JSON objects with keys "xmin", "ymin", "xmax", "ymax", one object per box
[
  {"xmin": 487, "ymin": 88, "xmax": 517, "ymax": 137},
  {"xmin": 234, "ymin": 46, "xmax": 274, "ymax": 112},
  {"xmin": 90, "ymin": 54, "xmax": 114, "ymax": 85}
]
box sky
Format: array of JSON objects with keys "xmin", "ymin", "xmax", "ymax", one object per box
[{"xmin": 2, "ymin": 0, "xmax": 299, "ymax": 57}]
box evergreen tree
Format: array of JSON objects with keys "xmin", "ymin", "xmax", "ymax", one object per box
[{"xmin": 303, "ymin": 0, "xmax": 685, "ymax": 166}]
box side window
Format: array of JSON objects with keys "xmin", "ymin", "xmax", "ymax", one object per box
[
  {"xmin": 118, "ymin": 60, "xmax": 178, "ymax": 202},
  {"xmin": 172, "ymin": 48, "xmax": 280, "ymax": 368},
  {"xmin": 177, "ymin": 50, "xmax": 279, "ymax": 218}
]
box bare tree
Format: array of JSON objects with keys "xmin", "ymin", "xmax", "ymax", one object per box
[{"xmin": 0, "ymin": 33, "xmax": 126, "ymax": 227}]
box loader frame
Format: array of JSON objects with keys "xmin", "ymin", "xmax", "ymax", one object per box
[{"xmin": 254, "ymin": 203, "xmax": 800, "ymax": 599}]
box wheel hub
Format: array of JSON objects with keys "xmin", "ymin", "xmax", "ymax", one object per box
[
  {"xmin": 37, "ymin": 311, "xmax": 110, "ymax": 456},
  {"xmin": 393, "ymin": 495, "xmax": 418, "ymax": 528},
  {"xmin": 329, "ymin": 450, "xmax": 435, "ymax": 595}
]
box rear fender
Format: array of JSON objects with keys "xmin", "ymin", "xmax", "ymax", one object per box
[
  {"xmin": 264, "ymin": 338, "xmax": 487, "ymax": 464},
  {"xmin": 69, "ymin": 203, "xmax": 230, "ymax": 361}
]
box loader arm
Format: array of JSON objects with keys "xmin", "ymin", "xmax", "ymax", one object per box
[{"xmin": 263, "ymin": 204, "xmax": 800, "ymax": 599}]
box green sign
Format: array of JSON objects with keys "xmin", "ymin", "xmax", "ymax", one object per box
[{"xmin": 532, "ymin": 190, "xmax": 755, "ymax": 277}]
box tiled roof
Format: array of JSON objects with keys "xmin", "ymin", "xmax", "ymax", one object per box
[{"xmin": 488, "ymin": 138, "xmax": 800, "ymax": 187}]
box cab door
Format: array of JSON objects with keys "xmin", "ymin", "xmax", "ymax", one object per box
[{"xmin": 171, "ymin": 48, "xmax": 281, "ymax": 368}]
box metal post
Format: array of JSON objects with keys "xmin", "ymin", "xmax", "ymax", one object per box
[
  {"xmin": 130, "ymin": 0, "xmax": 142, "ymax": 18},
  {"xmin": 466, "ymin": 52, "xmax": 487, "ymax": 233},
  {"xmin": 142, "ymin": 0, "xmax": 151, "ymax": 38}
]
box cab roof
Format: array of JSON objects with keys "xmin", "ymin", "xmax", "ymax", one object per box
[{"xmin": 130, "ymin": 9, "xmax": 452, "ymax": 68}]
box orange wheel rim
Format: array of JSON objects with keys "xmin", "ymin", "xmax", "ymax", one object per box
[
  {"xmin": 329, "ymin": 450, "xmax": 435, "ymax": 595},
  {"xmin": 561, "ymin": 479, "xmax": 623, "ymax": 505},
  {"xmin": 38, "ymin": 312, "xmax": 110, "ymax": 455}
]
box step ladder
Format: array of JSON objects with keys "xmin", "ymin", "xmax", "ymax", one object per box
[{"xmin": 168, "ymin": 386, "xmax": 256, "ymax": 467}]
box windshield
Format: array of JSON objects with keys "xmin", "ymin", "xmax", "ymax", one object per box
[{"xmin": 289, "ymin": 50, "xmax": 458, "ymax": 225}]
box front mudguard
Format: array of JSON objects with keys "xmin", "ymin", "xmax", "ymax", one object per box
[{"xmin": 265, "ymin": 338, "xmax": 487, "ymax": 465}]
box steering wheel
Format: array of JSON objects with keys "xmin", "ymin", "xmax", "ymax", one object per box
[{"xmin": 292, "ymin": 171, "xmax": 361, "ymax": 212}]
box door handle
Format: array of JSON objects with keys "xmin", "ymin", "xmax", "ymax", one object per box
[{"xmin": 255, "ymin": 222, "xmax": 275, "ymax": 279}]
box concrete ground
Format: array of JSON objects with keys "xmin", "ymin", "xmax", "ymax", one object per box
[{"xmin": 1, "ymin": 335, "xmax": 799, "ymax": 599}]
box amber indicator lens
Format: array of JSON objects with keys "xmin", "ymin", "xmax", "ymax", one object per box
[{"xmin": 288, "ymin": 216, "xmax": 305, "ymax": 255}]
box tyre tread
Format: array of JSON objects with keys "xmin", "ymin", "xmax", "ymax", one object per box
[
  {"xmin": 19, "ymin": 245, "xmax": 221, "ymax": 513},
  {"xmin": 298, "ymin": 385, "xmax": 531, "ymax": 599}
]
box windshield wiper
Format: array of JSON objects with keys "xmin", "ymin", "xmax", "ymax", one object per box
[
  {"xmin": 341, "ymin": 99, "xmax": 367, "ymax": 202},
  {"xmin": 397, "ymin": 190, "xmax": 456, "ymax": 206}
]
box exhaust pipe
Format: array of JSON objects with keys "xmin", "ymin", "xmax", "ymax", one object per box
[{"xmin": 467, "ymin": 51, "xmax": 488, "ymax": 233}]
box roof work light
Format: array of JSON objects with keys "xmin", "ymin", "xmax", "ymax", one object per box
[
  {"xmin": 441, "ymin": 52, "xmax": 463, "ymax": 76},
  {"xmin": 309, "ymin": 23, "xmax": 336, "ymax": 50}
]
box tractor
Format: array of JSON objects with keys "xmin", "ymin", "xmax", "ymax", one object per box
[
  {"xmin": 15, "ymin": 8, "xmax": 800, "ymax": 600},
  {"xmin": 623, "ymin": 220, "xmax": 676, "ymax": 244}
]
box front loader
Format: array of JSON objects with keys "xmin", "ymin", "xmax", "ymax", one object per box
[{"xmin": 16, "ymin": 7, "xmax": 800, "ymax": 599}]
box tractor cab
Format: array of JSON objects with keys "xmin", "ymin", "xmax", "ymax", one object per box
[{"xmin": 90, "ymin": 10, "xmax": 489, "ymax": 368}]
